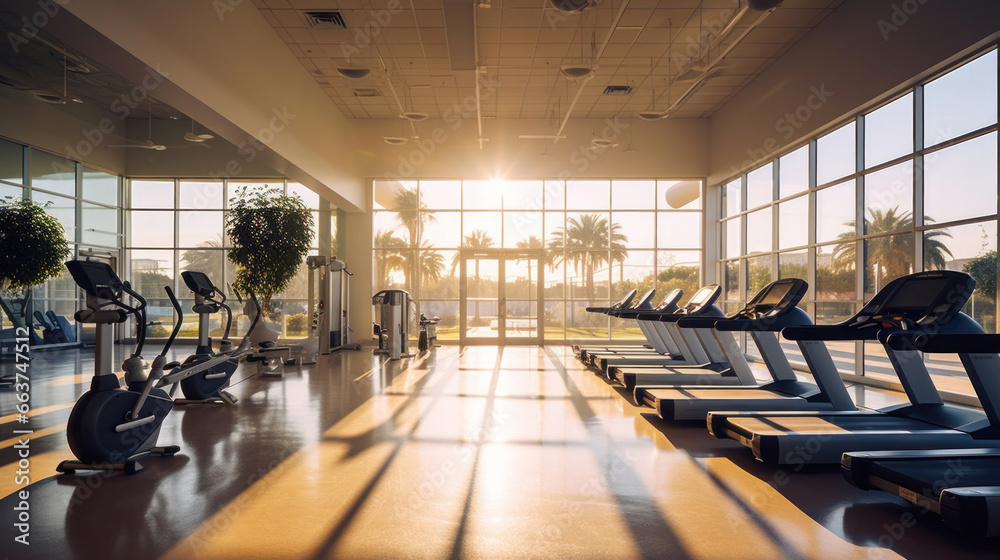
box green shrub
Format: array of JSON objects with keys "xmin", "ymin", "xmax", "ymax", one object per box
[{"xmin": 287, "ymin": 313, "xmax": 308, "ymax": 334}]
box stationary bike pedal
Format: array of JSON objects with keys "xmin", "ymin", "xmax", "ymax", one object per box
[
  {"xmin": 219, "ymin": 391, "xmax": 238, "ymax": 405},
  {"xmin": 164, "ymin": 361, "xmax": 181, "ymax": 369},
  {"xmin": 153, "ymin": 445, "xmax": 181, "ymax": 456}
]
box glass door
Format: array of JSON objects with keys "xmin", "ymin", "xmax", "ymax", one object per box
[{"xmin": 460, "ymin": 250, "xmax": 542, "ymax": 345}]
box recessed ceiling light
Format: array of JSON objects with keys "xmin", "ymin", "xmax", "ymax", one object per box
[
  {"xmin": 383, "ymin": 136, "xmax": 409, "ymax": 145},
  {"xmin": 590, "ymin": 138, "xmax": 618, "ymax": 148},
  {"xmin": 336, "ymin": 68, "xmax": 371, "ymax": 79}
]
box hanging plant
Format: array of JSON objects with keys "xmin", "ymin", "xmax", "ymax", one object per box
[
  {"xmin": 226, "ymin": 185, "xmax": 314, "ymax": 315},
  {"xmin": 0, "ymin": 198, "xmax": 71, "ymax": 294}
]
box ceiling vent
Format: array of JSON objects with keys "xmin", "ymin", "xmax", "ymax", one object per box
[
  {"xmin": 302, "ymin": 11, "xmax": 347, "ymax": 28},
  {"xmin": 602, "ymin": 85, "xmax": 632, "ymax": 96},
  {"xmin": 352, "ymin": 88, "xmax": 381, "ymax": 97}
]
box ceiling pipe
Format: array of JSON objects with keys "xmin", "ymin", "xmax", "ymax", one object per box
[
  {"xmin": 657, "ymin": 5, "xmax": 773, "ymax": 116},
  {"xmin": 371, "ymin": 42, "xmax": 416, "ymax": 138},
  {"xmin": 680, "ymin": 3, "xmax": 750, "ymax": 76},
  {"xmin": 552, "ymin": 0, "xmax": 632, "ymax": 143},
  {"xmin": 474, "ymin": 6, "xmax": 486, "ymax": 149}
]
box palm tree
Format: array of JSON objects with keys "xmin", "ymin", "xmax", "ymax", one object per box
[
  {"xmin": 180, "ymin": 234, "xmax": 226, "ymax": 282},
  {"xmin": 374, "ymin": 229, "xmax": 407, "ymax": 288},
  {"xmin": 514, "ymin": 236, "xmax": 548, "ymax": 299},
  {"xmin": 832, "ymin": 207, "xmax": 952, "ymax": 290},
  {"xmin": 391, "ymin": 185, "xmax": 436, "ymax": 291},
  {"xmin": 416, "ymin": 240, "xmax": 445, "ymax": 284},
  {"xmin": 547, "ymin": 213, "xmax": 628, "ymax": 301}
]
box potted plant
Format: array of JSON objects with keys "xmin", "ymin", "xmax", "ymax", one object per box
[
  {"xmin": 226, "ymin": 185, "xmax": 314, "ymax": 343},
  {"xmin": 0, "ymin": 198, "xmax": 72, "ymax": 349}
]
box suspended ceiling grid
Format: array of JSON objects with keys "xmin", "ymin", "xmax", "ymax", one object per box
[{"xmin": 254, "ymin": 0, "xmax": 844, "ymax": 121}]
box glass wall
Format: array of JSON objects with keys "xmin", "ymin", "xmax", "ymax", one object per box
[
  {"xmin": 715, "ymin": 47, "xmax": 999, "ymax": 398},
  {"xmin": 0, "ymin": 139, "xmax": 121, "ymax": 344},
  {"xmin": 127, "ymin": 179, "xmax": 332, "ymax": 339},
  {"xmin": 372, "ymin": 178, "xmax": 703, "ymax": 341}
]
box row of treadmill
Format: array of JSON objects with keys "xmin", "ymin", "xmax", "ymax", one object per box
[{"xmin": 572, "ymin": 271, "xmax": 1000, "ymax": 539}]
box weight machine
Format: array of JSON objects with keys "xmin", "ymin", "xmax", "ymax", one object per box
[
  {"xmin": 372, "ymin": 289, "xmax": 411, "ymax": 360},
  {"xmin": 283, "ymin": 256, "xmax": 360, "ymax": 367}
]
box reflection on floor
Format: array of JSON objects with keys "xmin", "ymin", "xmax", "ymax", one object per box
[{"xmin": 0, "ymin": 345, "xmax": 996, "ymax": 559}]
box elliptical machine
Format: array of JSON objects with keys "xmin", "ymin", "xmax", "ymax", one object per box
[
  {"xmin": 58, "ymin": 260, "xmax": 262, "ymax": 475},
  {"xmin": 174, "ymin": 271, "xmax": 239, "ymax": 405}
]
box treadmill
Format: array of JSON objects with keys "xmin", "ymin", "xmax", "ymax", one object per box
[
  {"xmin": 709, "ymin": 270, "xmax": 1000, "ymax": 466},
  {"xmin": 576, "ymin": 289, "xmax": 664, "ymax": 363},
  {"xmin": 591, "ymin": 285, "xmax": 725, "ymax": 373},
  {"xmin": 572, "ymin": 289, "xmax": 637, "ymax": 358},
  {"xmin": 580, "ymin": 289, "xmax": 684, "ymax": 368},
  {"xmin": 611, "ymin": 279, "xmax": 810, "ymax": 392},
  {"xmin": 842, "ymin": 332, "xmax": 1000, "ymax": 538}
]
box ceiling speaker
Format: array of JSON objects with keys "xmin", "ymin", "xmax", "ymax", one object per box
[
  {"xmin": 747, "ymin": 0, "xmax": 784, "ymax": 11},
  {"xmin": 549, "ymin": 0, "xmax": 590, "ymax": 13}
]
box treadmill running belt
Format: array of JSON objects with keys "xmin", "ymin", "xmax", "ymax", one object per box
[
  {"xmin": 726, "ymin": 415, "xmax": 947, "ymax": 437},
  {"xmin": 865, "ymin": 457, "xmax": 1000, "ymax": 496}
]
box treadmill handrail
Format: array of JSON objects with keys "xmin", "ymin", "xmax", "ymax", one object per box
[
  {"xmin": 883, "ymin": 332, "xmax": 1000, "ymax": 353},
  {"xmin": 675, "ymin": 316, "xmax": 720, "ymax": 329},
  {"xmin": 782, "ymin": 324, "xmax": 879, "ymax": 341}
]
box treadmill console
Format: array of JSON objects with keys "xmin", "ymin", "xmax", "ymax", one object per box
[
  {"xmin": 656, "ymin": 289, "xmax": 684, "ymax": 311},
  {"xmin": 851, "ymin": 271, "xmax": 974, "ymax": 330},
  {"xmin": 633, "ymin": 289, "xmax": 657, "ymax": 310},
  {"xmin": 735, "ymin": 279, "xmax": 807, "ymax": 319},
  {"xmin": 676, "ymin": 284, "xmax": 721, "ymax": 315}
]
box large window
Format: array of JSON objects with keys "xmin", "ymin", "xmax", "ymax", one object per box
[
  {"xmin": 0, "ymin": 140, "xmax": 121, "ymax": 343},
  {"xmin": 372, "ymin": 178, "xmax": 703, "ymax": 341},
  {"xmin": 127, "ymin": 179, "xmax": 333, "ymax": 339},
  {"xmin": 715, "ymin": 47, "xmax": 999, "ymax": 399}
]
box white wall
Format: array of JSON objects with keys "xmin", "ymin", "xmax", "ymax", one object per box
[
  {"xmin": 709, "ymin": 0, "xmax": 1000, "ymax": 185},
  {"xmin": 356, "ymin": 117, "xmax": 709, "ymax": 181}
]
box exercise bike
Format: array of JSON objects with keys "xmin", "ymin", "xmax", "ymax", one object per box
[
  {"xmin": 173, "ymin": 270, "xmax": 240, "ymax": 405},
  {"xmin": 57, "ymin": 260, "xmax": 262, "ymax": 475}
]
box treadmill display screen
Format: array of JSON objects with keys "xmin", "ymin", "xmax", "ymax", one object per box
[
  {"xmin": 687, "ymin": 288, "xmax": 714, "ymax": 308},
  {"xmin": 881, "ymin": 278, "xmax": 951, "ymax": 313},
  {"xmin": 759, "ymin": 282, "xmax": 793, "ymax": 307}
]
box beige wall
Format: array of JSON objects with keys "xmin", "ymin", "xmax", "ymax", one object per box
[
  {"xmin": 0, "ymin": 87, "xmax": 127, "ymax": 174},
  {"xmin": 122, "ymin": 118, "xmax": 283, "ymax": 179},
  {"xmin": 57, "ymin": 0, "xmax": 366, "ymax": 212},
  {"xmin": 708, "ymin": 0, "xmax": 1000, "ymax": 185}
]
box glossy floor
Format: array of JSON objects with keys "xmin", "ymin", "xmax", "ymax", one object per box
[{"xmin": 1, "ymin": 345, "xmax": 996, "ymax": 559}]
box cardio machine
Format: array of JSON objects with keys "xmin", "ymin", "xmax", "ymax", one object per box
[
  {"xmin": 709, "ymin": 270, "xmax": 1000, "ymax": 466},
  {"xmin": 842, "ymin": 332, "xmax": 1000, "ymax": 538},
  {"xmin": 57, "ymin": 260, "xmax": 261, "ymax": 475},
  {"xmin": 612, "ymin": 279, "xmax": 809, "ymax": 392},
  {"xmin": 174, "ymin": 270, "xmax": 240, "ymax": 405},
  {"xmin": 577, "ymin": 289, "xmax": 684, "ymax": 365},
  {"xmin": 575, "ymin": 289, "xmax": 648, "ymax": 361},
  {"xmin": 590, "ymin": 285, "xmax": 725, "ymax": 373}
]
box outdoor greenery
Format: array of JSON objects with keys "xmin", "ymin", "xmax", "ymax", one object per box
[
  {"xmin": 832, "ymin": 207, "xmax": 953, "ymax": 287},
  {"xmin": 226, "ymin": 185, "xmax": 314, "ymax": 313},
  {"xmin": 0, "ymin": 198, "xmax": 71, "ymax": 293}
]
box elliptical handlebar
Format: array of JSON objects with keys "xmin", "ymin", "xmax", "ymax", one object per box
[
  {"xmin": 119, "ymin": 280, "xmax": 148, "ymax": 359},
  {"xmin": 162, "ymin": 286, "xmax": 184, "ymax": 358}
]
